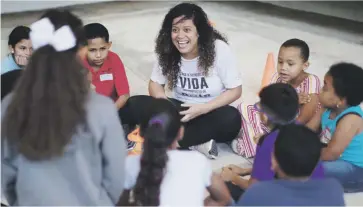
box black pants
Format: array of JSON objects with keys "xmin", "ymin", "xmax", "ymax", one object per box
[
  {"xmin": 118, "ymin": 95, "xmax": 242, "ymax": 148},
  {"xmin": 1, "ymin": 69, "xmax": 23, "ymax": 100},
  {"xmin": 225, "ymin": 181, "xmax": 245, "ymax": 202}
]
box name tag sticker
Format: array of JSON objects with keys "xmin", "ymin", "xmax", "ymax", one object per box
[{"xmin": 100, "ymin": 73, "xmax": 113, "ymax": 81}]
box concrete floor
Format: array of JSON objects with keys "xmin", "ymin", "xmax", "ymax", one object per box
[{"xmin": 1, "ymin": 1, "xmax": 363, "ymax": 205}]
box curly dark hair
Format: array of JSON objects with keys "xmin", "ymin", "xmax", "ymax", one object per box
[
  {"xmin": 1, "ymin": 9, "xmax": 89, "ymax": 161},
  {"xmin": 155, "ymin": 2, "xmax": 228, "ymax": 90},
  {"xmin": 328, "ymin": 62, "xmax": 363, "ymax": 106},
  {"xmin": 132, "ymin": 98, "xmax": 182, "ymax": 206}
]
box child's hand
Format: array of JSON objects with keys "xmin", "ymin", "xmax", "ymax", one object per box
[
  {"xmin": 253, "ymin": 133, "xmax": 264, "ymax": 144},
  {"xmin": 220, "ymin": 167, "xmax": 237, "ymax": 182},
  {"xmin": 14, "ymin": 55, "xmax": 29, "ymax": 66},
  {"xmin": 298, "ymin": 93, "xmax": 311, "ymax": 105},
  {"xmin": 226, "ymin": 164, "xmax": 251, "ymax": 175}
]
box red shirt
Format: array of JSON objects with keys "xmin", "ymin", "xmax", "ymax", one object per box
[{"xmin": 84, "ymin": 51, "xmax": 130, "ymax": 101}]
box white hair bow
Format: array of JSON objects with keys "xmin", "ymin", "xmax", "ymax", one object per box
[{"xmin": 30, "ymin": 18, "xmax": 76, "ymax": 52}]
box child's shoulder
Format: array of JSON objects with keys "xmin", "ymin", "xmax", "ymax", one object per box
[
  {"xmin": 106, "ymin": 51, "xmax": 125, "ymax": 69},
  {"xmin": 305, "ymin": 73, "xmax": 321, "ymax": 82},
  {"xmin": 107, "ymin": 50, "xmax": 120, "ymax": 59}
]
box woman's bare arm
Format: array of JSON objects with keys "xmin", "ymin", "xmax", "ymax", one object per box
[{"xmin": 148, "ymin": 80, "xmax": 168, "ymax": 99}]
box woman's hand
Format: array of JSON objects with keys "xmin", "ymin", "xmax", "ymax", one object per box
[
  {"xmin": 14, "ymin": 55, "xmax": 29, "ymax": 66},
  {"xmin": 180, "ymin": 103, "xmax": 210, "ymax": 122}
]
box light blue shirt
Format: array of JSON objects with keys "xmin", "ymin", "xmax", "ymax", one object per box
[
  {"xmin": 1, "ymin": 92, "xmax": 127, "ymax": 206},
  {"xmin": 1, "ymin": 54, "xmax": 21, "ymax": 75},
  {"xmin": 321, "ymin": 106, "xmax": 363, "ymax": 168}
]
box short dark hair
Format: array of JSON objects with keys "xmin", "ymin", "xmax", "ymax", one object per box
[
  {"xmin": 8, "ymin": 26, "xmax": 31, "ymax": 48},
  {"xmin": 281, "ymin": 38, "xmax": 310, "ymax": 62},
  {"xmin": 274, "ymin": 124, "xmax": 322, "ymax": 177},
  {"xmin": 328, "ymin": 62, "xmax": 363, "ymax": 106},
  {"xmin": 259, "ymin": 83, "xmax": 299, "ymax": 124},
  {"xmin": 84, "ymin": 23, "xmax": 109, "ymax": 42}
]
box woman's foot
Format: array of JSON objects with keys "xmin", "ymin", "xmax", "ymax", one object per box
[{"xmin": 190, "ymin": 139, "xmax": 218, "ymax": 159}]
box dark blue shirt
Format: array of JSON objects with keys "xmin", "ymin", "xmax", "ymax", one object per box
[{"xmin": 236, "ymin": 178, "xmax": 345, "ymax": 206}]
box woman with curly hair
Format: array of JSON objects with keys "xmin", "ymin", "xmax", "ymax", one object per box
[
  {"xmin": 1, "ymin": 9, "xmax": 126, "ymax": 206},
  {"xmin": 144, "ymin": 2, "xmax": 242, "ymax": 158}
]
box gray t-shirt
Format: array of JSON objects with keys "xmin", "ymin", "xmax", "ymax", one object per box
[
  {"xmin": 237, "ymin": 178, "xmax": 345, "ymax": 206},
  {"xmin": 1, "ymin": 92, "xmax": 126, "ymax": 206}
]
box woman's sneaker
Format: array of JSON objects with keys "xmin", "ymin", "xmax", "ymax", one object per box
[{"xmin": 190, "ymin": 139, "xmax": 218, "ymax": 159}]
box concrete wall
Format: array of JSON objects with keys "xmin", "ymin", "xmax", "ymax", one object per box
[
  {"xmin": 1, "ymin": 0, "xmax": 113, "ymax": 14},
  {"xmin": 260, "ymin": 1, "xmax": 363, "ymax": 22},
  {"xmin": 2, "ymin": 1, "xmax": 363, "ymax": 23}
]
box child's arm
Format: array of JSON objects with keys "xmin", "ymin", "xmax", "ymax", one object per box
[
  {"xmin": 321, "ymin": 114, "xmax": 362, "ymax": 161},
  {"xmin": 306, "ymin": 107, "xmax": 324, "ymax": 132},
  {"xmin": 296, "ymin": 93, "xmax": 319, "ymax": 124},
  {"xmin": 205, "ymin": 173, "xmax": 232, "ymax": 206},
  {"xmin": 115, "ymin": 94, "xmax": 130, "ymax": 110},
  {"xmin": 113, "ymin": 54, "xmax": 130, "ymax": 109}
]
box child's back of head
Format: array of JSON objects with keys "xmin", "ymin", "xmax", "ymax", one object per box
[
  {"xmin": 2, "ymin": 9, "xmax": 89, "ymax": 161},
  {"xmin": 258, "ymin": 82, "xmax": 299, "ymax": 126},
  {"xmin": 273, "ymin": 124, "xmax": 322, "ymax": 177}
]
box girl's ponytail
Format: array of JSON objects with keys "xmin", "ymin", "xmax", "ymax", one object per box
[{"xmin": 133, "ymin": 114, "xmax": 170, "ymax": 206}]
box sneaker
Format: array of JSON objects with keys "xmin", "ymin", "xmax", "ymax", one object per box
[
  {"xmin": 230, "ymin": 139, "xmax": 239, "ymax": 154},
  {"xmin": 190, "ymin": 139, "xmax": 218, "ymax": 159}
]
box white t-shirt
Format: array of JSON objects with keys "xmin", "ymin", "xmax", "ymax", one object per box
[
  {"xmin": 151, "ymin": 39, "xmax": 242, "ymax": 104},
  {"xmin": 124, "ymin": 150, "xmax": 212, "ymax": 206}
]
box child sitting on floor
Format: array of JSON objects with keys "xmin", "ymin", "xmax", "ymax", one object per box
[
  {"xmin": 118, "ymin": 98, "xmax": 231, "ymax": 206},
  {"xmin": 237, "ymin": 124, "xmax": 344, "ymax": 206},
  {"xmin": 232, "ymin": 38, "xmax": 321, "ymax": 158},
  {"xmin": 307, "ymin": 62, "xmax": 363, "ymax": 193},
  {"xmin": 83, "ymin": 23, "xmax": 130, "ymax": 110},
  {"xmin": 221, "ymin": 83, "xmax": 324, "ymax": 201}
]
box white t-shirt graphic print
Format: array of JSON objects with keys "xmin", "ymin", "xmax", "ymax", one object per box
[{"xmin": 151, "ymin": 39, "xmax": 242, "ymax": 104}]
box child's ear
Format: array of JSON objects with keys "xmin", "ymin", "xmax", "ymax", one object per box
[
  {"xmin": 107, "ymin": 41, "xmax": 113, "ymax": 49},
  {"xmin": 303, "ymin": 61, "xmax": 310, "ymax": 71},
  {"xmin": 9, "ymin": 45, "xmax": 14, "ymax": 53}
]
